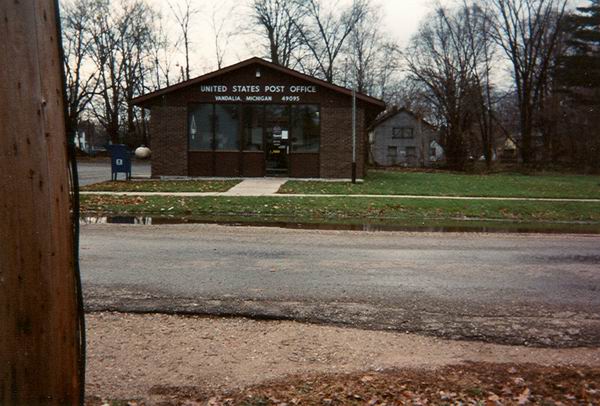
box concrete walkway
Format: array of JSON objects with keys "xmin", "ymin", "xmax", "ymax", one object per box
[{"xmin": 221, "ymin": 178, "xmax": 287, "ymax": 196}]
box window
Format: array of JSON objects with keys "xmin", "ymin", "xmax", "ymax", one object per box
[
  {"xmin": 392, "ymin": 127, "xmax": 414, "ymax": 139},
  {"xmin": 214, "ymin": 105, "xmax": 240, "ymax": 150},
  {"xmin": 189, "ymin": 103, "xmax": 320, "ymax": 153},
  {"xmin": 188, "ymin": 104, "xmax": 213, "ymax": 150},
  {"xmin": 387, "ymin": 146, "xmax": 398, "ymax": 157},
  {"xmin": 242, "ymin": 105, "xmax": 264, "ymax": 151},
  {"xmin": 189, "ymin": 104, "xmax": 240, "ymax": 151},
  {"xmin": 291, "ymin": 105, "xmax": 320, "ymax": 152},
  {"xmin": 405, "ymin": 146, "xmax": 417, "ymax": 158}
]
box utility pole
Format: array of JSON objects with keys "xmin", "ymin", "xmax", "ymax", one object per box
[
  {"xmin": 352, "ymin": 88, "xmax": 357, "ymax": 184},
  {"xmin": 0, "ymin": 1, "xmax": 83, "ymax": 404}
]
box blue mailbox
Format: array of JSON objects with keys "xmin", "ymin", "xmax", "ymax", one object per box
[{"xmin": 107, "ymin": 144, "xmax": 131, "ymax": 181}]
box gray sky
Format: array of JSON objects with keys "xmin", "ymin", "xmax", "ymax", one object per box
[
  {"xmin": 151, "ymin": 0, "xmax": 444, "ymax": 76},
  {"xmin": 152, "ymin": 0, "xmax": 582, "ymax": 81}
]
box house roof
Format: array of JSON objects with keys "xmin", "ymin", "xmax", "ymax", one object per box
[
  {"xmin": 370, "ymin": 106, "xmax": 436, "ymax": 130},
  {"xmin": 132, "ymin": 57, "xmax": 386, "ymax": 108}
]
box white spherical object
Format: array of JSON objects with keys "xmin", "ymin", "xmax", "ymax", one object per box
[{"xmin": 135, "ymin": 146, "xmax": 151, "ymax": 159}]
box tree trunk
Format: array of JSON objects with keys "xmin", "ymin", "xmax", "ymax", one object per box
[
  {"xmin": 141, "ymin": 107, "xmax": 149, "ymax": 146},
  {"xmin": 0, "ymin": 0, "xmax": 82, "ymax": 404},
  {"xmin": 268, "ymin": 28, "xmax": 280, "ymax": 65},
  {"xmin": 184, "ymin": 33, "xmax": 190, "ymax": 80},
  {"xmin": 444, "ymin": 116, "xmax": 466, "ymax": 171},
  {"xmin": 519, "ymin": 97, "xmax": 534, "ymax": 165}
]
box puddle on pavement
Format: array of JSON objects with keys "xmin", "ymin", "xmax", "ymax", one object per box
[{"xmin": 79, "ymin": 215, "xmax": 600, "ymax": 234}]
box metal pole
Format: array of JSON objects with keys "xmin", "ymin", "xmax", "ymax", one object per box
[{"xmin": 352, "ymin": 88, "xmax": 357, "ymax": 184}]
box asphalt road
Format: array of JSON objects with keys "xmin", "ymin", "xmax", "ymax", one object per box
[
  {"xmin": 80, "ymin": 224, "xmax": 600, "ymax": 347},
  {"xmin": 77, "ymin": 159, "xmax": 150, "ymax": 186}
]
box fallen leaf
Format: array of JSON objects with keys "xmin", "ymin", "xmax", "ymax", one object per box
[{"xmin": 517, "ymin": 388, "xmax": 531, "ymax": 405}]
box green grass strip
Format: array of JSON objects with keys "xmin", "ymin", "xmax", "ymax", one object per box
[
  {"xmin": 81, "ymin": 180, "xmax": 240, "ymax": 193},
  {"xmin": 279, "ymin": 171, "xmax": 600, "ymax": 199}
]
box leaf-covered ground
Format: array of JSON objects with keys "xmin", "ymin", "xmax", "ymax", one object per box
[
  {"xmin": 87, "ymin": 362, "xmax": 600, "ymax": 405},
  {"xmin": 79, "ymin": 195, "xmax": 600, "ymax": 224},
  {"xmin": 280, "ymin": 170, "xmax": 600, "ymax": 199},
  {"xmin": 81, "ymin": 180, "xmax": 239, "ymax": 193}
]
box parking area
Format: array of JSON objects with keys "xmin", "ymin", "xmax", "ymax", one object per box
[{"xmin": 76, "ymin": 158, "xmax": 151, "ymax": 186}]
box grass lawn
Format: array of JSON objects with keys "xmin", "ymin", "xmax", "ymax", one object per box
[
  {"xmin": 279, "ymin": 170, "xmax": 600, "ymax": 199},
  {"xmin": 80, "ymin": 195, "xmax": 600, "ymax": 225},
  {"xmin": 81, "ymin": 179, "xmax": 240, "ymax": 193}
]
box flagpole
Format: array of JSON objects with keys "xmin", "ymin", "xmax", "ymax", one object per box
[{"xmin": 352, "ymin": 87, "xmax": 357, "ymax": 184}]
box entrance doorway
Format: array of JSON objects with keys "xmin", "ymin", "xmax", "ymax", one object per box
[{"xmin": 265, "ymin": 105, "xmax": 289, "ymax": 176}]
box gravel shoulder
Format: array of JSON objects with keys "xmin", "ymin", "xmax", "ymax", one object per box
[
  {"xmin": 86, "ymin": 313, "xmax": 600, "ymax": 404},
  {"xmin": 85, "ymin": 285, "xmax": 600, "ymax": 348}
]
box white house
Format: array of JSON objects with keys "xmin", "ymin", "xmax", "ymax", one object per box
[{"xmin": 369, "ymin": 107, "xmax": 443, "ymax": 167}]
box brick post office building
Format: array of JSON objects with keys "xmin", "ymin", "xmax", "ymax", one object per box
[{"xmin": 132, "ymin": 57, "xmax": 386, "ymax": 179}]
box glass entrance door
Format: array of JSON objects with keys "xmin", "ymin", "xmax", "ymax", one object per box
[{"xmin": 265, "ymin": 105, "xmax": 290, "ymax": 176}]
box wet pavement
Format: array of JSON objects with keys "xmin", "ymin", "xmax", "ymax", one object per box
[
  {"xmin": 80, "ymin": 223, "xmax": 600, "ymax": 347},
  {"xmin": 80, "ymin": 215, "xmax": 600, "ymax": 234}
]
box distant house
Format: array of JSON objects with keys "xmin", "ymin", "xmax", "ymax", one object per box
[
  {"xmin": 369, "ymin": 107, "xmax": 442, "ymax": 167},
  {"xmin": 499, "ymin": 137, "xmax": 518, "ymax": 163},
  {"xmin": 74, "ymin": 120, "xmax": 109, "ymax": 155}
]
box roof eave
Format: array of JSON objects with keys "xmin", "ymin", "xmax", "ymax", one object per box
[{"xmin": 131, "ymin": 57, "xmax": 386, "ymax": 108}]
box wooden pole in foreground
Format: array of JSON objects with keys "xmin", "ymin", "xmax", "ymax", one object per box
[{"xmin": 0, "ymin": 1, "xmax": 82, "ymax": 404}]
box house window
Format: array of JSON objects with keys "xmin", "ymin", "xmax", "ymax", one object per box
[
  {"xmin": 405, "ymin": 146, "xmax": 416, "ymax": 158},
  {"xmin": 392, "ymin": 127, "xmax": 414, "ymax": 139},
  {"xmin": 387, "ymin": 146, "xmax": 398, "ymax": 158}
]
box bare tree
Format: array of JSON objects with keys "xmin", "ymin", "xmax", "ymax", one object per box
[
  {"xmin": 61, "ymin": 0, "xmax": 98, "ymax": 135},
  {"xmin": 251, "ymin": 0, "xmax": 306, "ymax": 67},
  {"xmin": 373, "ymin": 41, "xmax": 403, "ymax": 101},
  {"xmin": 119, "ymin": 1, "xmax": 157, "ymax": 145},
  {"xmin": 486, "ymin": 0, "xmax": 568, "ymax": 164},
  {"xmin": 463, "ymin": 2, "xmax": 498, "ymax": 167},
  {"xmin": 168, "ymin": 0, "xmax": 199, "ymax": 81},
  {"xmin": 404, "ymin": 5, "xmax": 491, "ymax": 169},
  {"xmin": 150, "ymin": 15, "xmax": 177, "ymax": 89},
  {"xmin": 88, "ymin": 0, "xmax": 122, "ymax": 144},
  {"xmin": 343, "ymin": 5, "xmax": 402, "ymax": 98},
  {"xmin": 346, "ymin": 5, "xmax": 381, "ymax": 93},
  {"xmin": 386, "ymin": 81, "xmax": 437, "ymax": 122},
  {"xmin": 293, "ymin": 0, "xmax": 368, "ymax": 83},
  {"xmin": 86, "ymin": 0, "xmax": 158, "ymax": 145},
  {"xmin": 208, "ymin": 1, "xmax": 239, "ymax": 70}
]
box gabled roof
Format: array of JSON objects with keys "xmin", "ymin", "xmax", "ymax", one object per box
[
  {"xmin": 370, "ymin": 106, "xmax": 435, "ymax": 130},
  {"xmin": 132, "ymin": 57, "xmax": 386, "ymax": 108}
]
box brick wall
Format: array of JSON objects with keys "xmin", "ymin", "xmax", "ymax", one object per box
[
  {"xmin": 150, "ymin": 105, "xmax": 187, "ymax": 177},
  {"xmin": 320, "ymin": 107, "xmax": 366, "ymax": 179},
  {"xmin": 150, "ymin": 103, "xmax": 368, "ymax": 179},
  {"xmin": 145, "ymin": 62, "xmax": 381, "ymax": 178}
]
